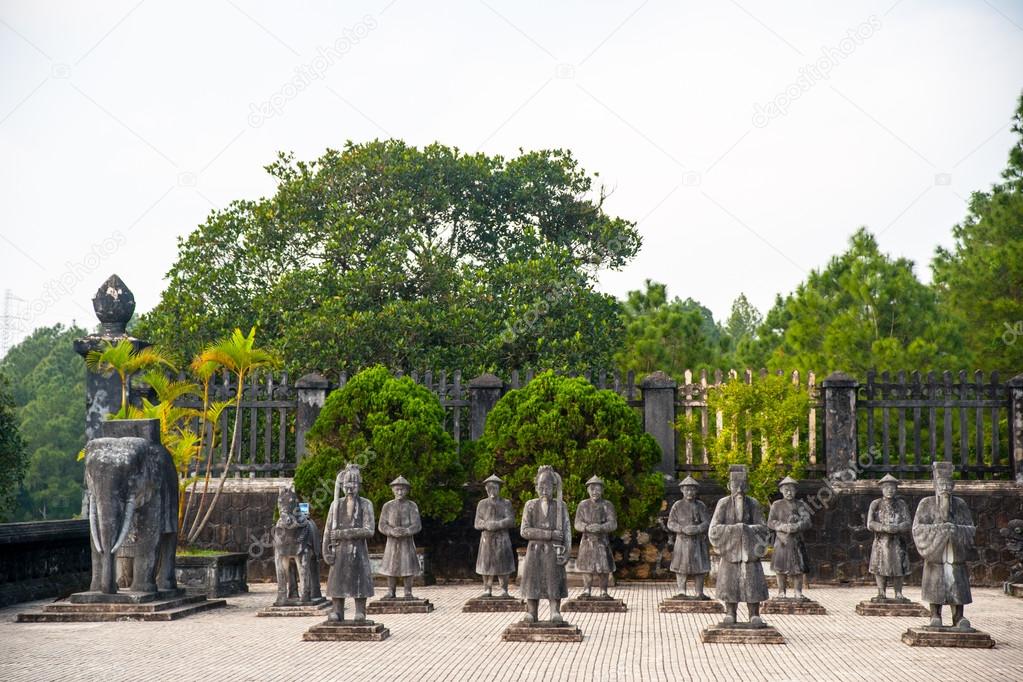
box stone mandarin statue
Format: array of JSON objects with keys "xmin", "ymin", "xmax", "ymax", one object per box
[
  {"xmin": 866, "ymin": 473, "xmax": 912, "ymax": 601},
  {"xmin": 323, "ymin": 463, "xmax": 375, "ymax": 622},
  {"xmin": 708, "ymin": 465, "xmax": 771, "ymax": 626},
  {"xmin": 573, "ymin": 476, "xmax": 617, "ymax": 598},
  {"xmin": 272, "ymin": 486, "xmax": 323, "ymax": 606},
  {"xmin": 666, "ymin": 475, "xmax": 711, "ymax": 599},
  {"xmin": 378, "ymin": 475, "xmax": 424, "ymax": 599},
  {"xmin": 912, "ymin": 461, "xmax": 976, "ymax": 629},
  {"xmin": 474, "ymin": 474, "xmax": 517, "ymax": 597},
  {"xmin": 519, "ymin": 465, "xmax": 571, "ymax": 623},
  {"xmin": 767, "ymin": 476, "xmax": 812, "ymax": 599}
]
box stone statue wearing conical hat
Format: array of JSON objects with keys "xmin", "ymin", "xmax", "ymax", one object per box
[
  {"xmin": 378, "ymin": 475, "xmax": 423, "ymax": 599},
  {"xmin": 474, "ymin": 474, "xmax": 517, "ymax": 597},
  {"xmin": 573, "ymin": 475, "xmax": 617, "ymax": 598},
  {"xmin": 666, "ymin": 476, "xmax": 711, "ymax": 599},
  {"xmin": 913, "ymin": 461, "xmax": 976, "ymax": 629},
  {"xmin": 767, "ymin": 475, "xmax": 812, "ymax": 599},
  {"xmin": 866, "ymin": 473, "xmax": 912, "ymax": 601}
]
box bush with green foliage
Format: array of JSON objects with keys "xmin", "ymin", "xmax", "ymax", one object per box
[
  {"xmin": 294, "ymin": 365, "xmax": 463, "ymax": 522},
  {"xmin": 475, "ymin": 371, "xmax": 663, "ymax": 531},
  {"xmin": 677, "ymin": 374, "xmax": 810, "ymax": 505}
]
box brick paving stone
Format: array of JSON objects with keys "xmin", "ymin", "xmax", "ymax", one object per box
[{"xmin": 1, "ymin": 583, "xmax": 1022, "ymax": 681}]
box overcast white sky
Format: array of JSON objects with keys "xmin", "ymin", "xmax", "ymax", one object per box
[{"xmin": 2, "ymin": 0, "xmax": 1022, "ymax": 352}]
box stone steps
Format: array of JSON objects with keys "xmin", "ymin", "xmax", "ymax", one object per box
[{"xmin": 17, "ymin": 596, "xmax": 227, "ymax": 622}]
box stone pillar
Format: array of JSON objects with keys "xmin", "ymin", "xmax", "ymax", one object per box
[
  {"xmin": 1009, "ymin": 374, "xmax": 1023, "ymax": 484},
  {"xmin": 73, "ymin": 275, "xmax": 150, "ymax": 442},
  {"xmin": 823, "ymin": 371, "xmax": 858, "ymax": 481},
  {"xmin": 295, "ymin": 373, "xmax": 329, "ymax": 464},
  {"xmin": 640, "ymin": 371, "xmax": 677, "ymax": 477},
  {"xmin": 468, "ymin": 373, "xmax": 504, "ymax": 440}
]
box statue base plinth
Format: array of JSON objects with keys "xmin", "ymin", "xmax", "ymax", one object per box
[
  {"xmin": 855, "ymin": 598, "xmax": 928, "ymax": 617},
  {"xmin": 901, "ymin": 625, "xmax": 995, "ymax": 648},
  {"xmin": 762, "ymin": 597, "xmax": 827, "ymax": 615},
  {"xmin": 463, "ymin": 595, "xmax": 526, "ymax": 612},
  {"xmin": 1005, "ymin": 582, "xmax": 1023, "ymax": 598},
  {"xmin": 17, "ymin": 590, "xmax": 225, "ymax": 622},
  {"xmin": 501, "ymin": 620, "xmax": 583, "ymax": 642},
  {"xmin": 562, "ymin": 594, "xmax": 627, "ymax": 612},
  {"xmin": 367, "ymin": 596, "xmax": 434, "ymax": 614},
  {"xmin": 659, "ymin": 596, "xmax": 724, "ymax": 613},
  {"xmin": 303, "ymin": 620, "xmax": 390, "ymax": 641},
  {"xmin": 258, "ymin": 597, "xmax": 330, "ymax": 617},
  {"xmin": 700, "ymin": 623, "xmax": 785, "ymax": 644}
]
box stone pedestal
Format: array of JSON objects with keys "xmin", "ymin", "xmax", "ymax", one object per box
[
  {"xmin": 762, "ymin": 596, "xmax": 827, "ymax": 615},
  {"xmin": 855, "ymin": 597, "xmax": 928, "ymax": 617},
  {"xmin": 17, "ymin": 589, "xmax": 226, "ymax": 622},
  {"xmin": 901, "ymin": 625, "xmax": 995, "ymax": 648},
  {"xmin": 562, "ymin": 594, "xmax": 627, "ymax": 613},
  {"xmin": 1005, "ymin": 582, "xmax": 1023, "ymax": 598},
  {"xmin": 501, "ymin": 620, "xmax": 583, "ymax": 642},
  {"xmin": 462, "ymin": 594, "xmax": 526, "ymax": 613},
  {"xmin": 257, "ymin": 597, "xmax": 331, "ymax": 617},
  {"xmin": 367, "ymin": 596, "xmax": 434, "ymax": 614},
  {"xmin": 659, "ymin": 595, "xmax": 724, "ymax": 614},
  {"xmin": 700, "ymin": 623, "xmax": 785, "ymax": 644},
  {"xmin": 303, "ymin": 620, "xmax": 390, "ymax": 641}
]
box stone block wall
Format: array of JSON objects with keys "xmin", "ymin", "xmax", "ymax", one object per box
[
  {"xmin": 0, "ymin": 520, "xmax": 91, "ymax": 607},
  {"xmin": 181, "ymin": 479, "xmax": 1023, "ymax": 588}
]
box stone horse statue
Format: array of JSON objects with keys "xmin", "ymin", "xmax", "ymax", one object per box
[{"xmin": 273, "ymin": 486, "xmax": 323, "ymax": 605}]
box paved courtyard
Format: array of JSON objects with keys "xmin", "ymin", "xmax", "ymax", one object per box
[{"xmin": 2, "ymin": 583, "xmax": 1021, "ymax": 681}]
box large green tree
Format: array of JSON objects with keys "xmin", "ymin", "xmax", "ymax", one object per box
[
  {"xmin": 0, "ymin": 324, "xmax": 86, "ymax": 520},
  {"xmin": 0, "ymin": 372, "xmax": 27, "ymax": 521},
  {"xmin": 613, "ymin": 280, "xmax": 724, "ymax": 377},
  {"xmin": 136, "ymin": 141, "xmax": 640, "ymax": 374},
  {"xmin": 739, "ymin": 229, "xmax": 964, "ymax": 375},
  {"xmin": 933, "ymin": 92, "xmax": 1023, "ymax": 374}
]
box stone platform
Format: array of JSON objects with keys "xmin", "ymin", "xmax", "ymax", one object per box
[
  {"xmin": 303, "ymin": 620, "xmax": 390, "ymax": 641},
  {"xmin": 902, "ymin": 625, "xmax": 995, "ymax": 648},
  {"xmin": 1006, "ymin": 582, "xmax": 1023, "ymax": 598},
  {"xmin": 367, "ymin": 596, "xmax": 434, "ymax": 614},
  {"xmin": 659, "ymin": 595, "xmax": 724, "ymax": 613},
  {"xmin": 700, "ymin": 623, "xmax": 785, "ymax": 644},
  {"xmin": 257, "ymin": 597, "xmax": 331, "ymax": 617},
  {"xmin": 562, "ymin": 594, "xmax": 627, "ymax": 612},
  {"xmin": 501, "ymin": 620, "xmax": 583, "ymax": 642},
  {"xmin": 17, "ymin": 589, "xmax": 226, "ymax": 622},
  {"xmin": 462, "ymin": 594, "xmax": 526, "ymax": 612},
  {"xmin": 762, "ymin": 596, "xmax": 827, "ymax": 615},
  {"xmin": 855, "ymin": 597, "xmax": 929, "ymax": 617}
]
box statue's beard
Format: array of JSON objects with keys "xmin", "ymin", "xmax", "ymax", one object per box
[{"xmin": 938, "ymin": 493, "xmax": 951, "ymax": 519}]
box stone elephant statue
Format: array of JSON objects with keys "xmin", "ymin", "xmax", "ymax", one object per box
[{"xmin": 84, "ymin": 419, "xmax": 178, "ymax": 595}]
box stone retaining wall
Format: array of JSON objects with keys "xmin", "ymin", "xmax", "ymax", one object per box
[{"xmin": 0, "ymin": 520, "xmax": 91, "ymax": 607}]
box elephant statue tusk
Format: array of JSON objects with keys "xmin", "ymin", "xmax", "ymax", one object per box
[
  {"xmin": 88, "ymin": 494, "xmax": 102, "ymax": 554},
  {"xmin": 110, "ymin": 498, "xmax": 136, "ymax": 555}
]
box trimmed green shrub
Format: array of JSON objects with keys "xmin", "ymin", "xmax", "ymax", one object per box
[
  {"xmin": 475, "ymin": 370, "xmax": 663, "ymax": 531},
  {"xmin": 294, "ymin": 365, "xmax": 463, "ymax": 522}
]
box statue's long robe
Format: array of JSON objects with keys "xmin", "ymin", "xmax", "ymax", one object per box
[
  {"xmin": 574, "ymin": 498, "xmax": 617, "ymax": 574},
  {"xmin": 667, "ymin": 499, "xmax": 711, "ymax": 574},
  {"xmin": 708, "ymin": 494, "xmax": 770, "ymax": 603},
  {"xmin": 519, "ymin": 497, "xmax": 570, "ymax": 600},
  {"xmin": 378, "ymin": 498, "xmax": 423, "ymax": 577},
  {"xmin": 866, "ymin": 497, "xmax": 911, "ymax": 577},
  {"xmin": 767, "ymin": 498, "xmax": 811, "ymax": 574},
  {"xmin": 912, "ymin": 495, "xmax": 974, "ymax": 605},
  {"xmin": 323, "ymin": 496, "xmax": 375, "ymax": 599},
  {"xmin": 474, "ymin": 496, "xmax": 516, "ymax": 576}
]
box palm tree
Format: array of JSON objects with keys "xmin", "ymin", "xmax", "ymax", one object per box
[
  {"xmin": 84, "ymin": 340, "xmax": 175, "ymax": 417},
  {"xmin": 186, "ymin": 327, "xmax": 280, "ymax": 543}
]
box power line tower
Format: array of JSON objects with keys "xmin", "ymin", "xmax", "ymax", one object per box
[{"xmin": 0, "ymin": 289, "xmax": 27, "ymax": 359}]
